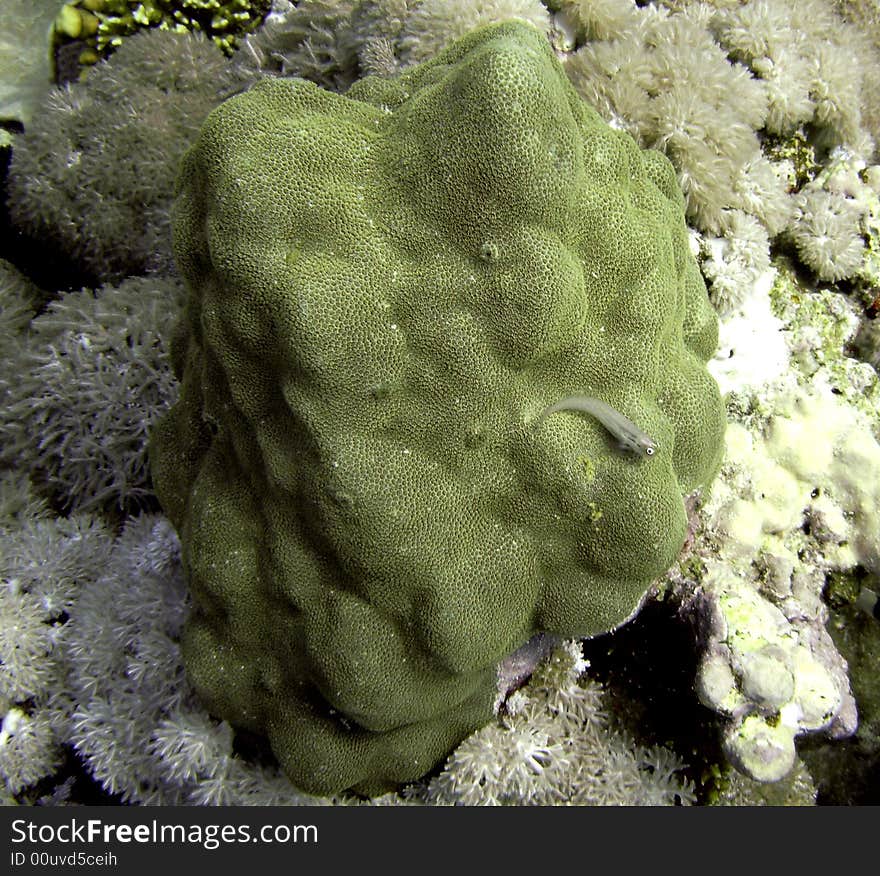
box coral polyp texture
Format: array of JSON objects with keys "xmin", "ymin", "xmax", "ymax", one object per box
[{"xmin": 149, "ymin": 20, "xmax": 725, "ymax": 795}]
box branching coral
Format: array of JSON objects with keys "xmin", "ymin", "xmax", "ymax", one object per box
[
  {"xmin": 56, "ymin": 514, "xmax": 316, "ymax": 805},
  {"xmin": 0, "ymin": 275, "xmax": 185, "ymax": 512},
  {"xmin": 7, "ymin": 28, "xmax": 254, "ymax": 281},
  {"xmin": 423, "ymin": 641, "xmax": 695, "ymax": 805},
  {"xmin": 0, "ymin": 474, "xmax": 112, "ymax": 799},
  {"xmin": 561, "ymin": 0, "xmax": 878, "ymax": 295},
  {"xmin": 2, "ymin": 0, "xmax": 878, "ymax": 805}
]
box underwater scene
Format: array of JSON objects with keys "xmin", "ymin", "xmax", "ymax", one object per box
[{"xmin": 1, "ymin": 0, "xmax": 879, "ymax": 806}]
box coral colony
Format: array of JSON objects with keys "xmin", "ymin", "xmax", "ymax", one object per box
[
  {"xmin": 1, "ymin": 1, "xmax": 879, "ymax": 805},
  {"xmin": 151, "ymin": 21, "xmax": 724, "ymax": 794}
]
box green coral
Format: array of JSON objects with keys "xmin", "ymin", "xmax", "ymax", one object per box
[{"xmin": 150, "ymin": 20, "xmax": 725, "ymax": 795}]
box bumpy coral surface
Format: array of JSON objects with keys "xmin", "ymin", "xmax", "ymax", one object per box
[{"xmin": 150, "ymin": 21, "xmax": 725, "ymax": 795}]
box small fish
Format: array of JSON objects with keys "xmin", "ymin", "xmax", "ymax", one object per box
[{"xmin": 537, "ymin": 395, "xmax": 658, "ymax": 458}]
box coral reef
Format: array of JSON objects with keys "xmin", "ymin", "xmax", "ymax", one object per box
[
  {"xmin": 151, "ymin": 20, "xmax": 724, "ymax": 795},
  {"xmin": 423, "ymin": 640, "xmax": 695, "ymax": 805},
  {"xmin": 0, "ymin": 275, "xmax": 185, "ymax": 512},
  {"xmin": 0, "ymin": 473, "xmax": 112, "ymax": 800},
  {"xmin": 669, "ymin": 257, "xmax": 879, "ymax": 785},
  {"xmin": 7, "ymin": 28, "xmax": 255, "ymax": 282},
  {"xmin": 2, "ymin": 0, "xmax": 880, "ymax": 806}
]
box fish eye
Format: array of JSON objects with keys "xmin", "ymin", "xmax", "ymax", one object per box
[{"xmin": 645, "ymin": 446, "xmax": 655, "ymax": 456}]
